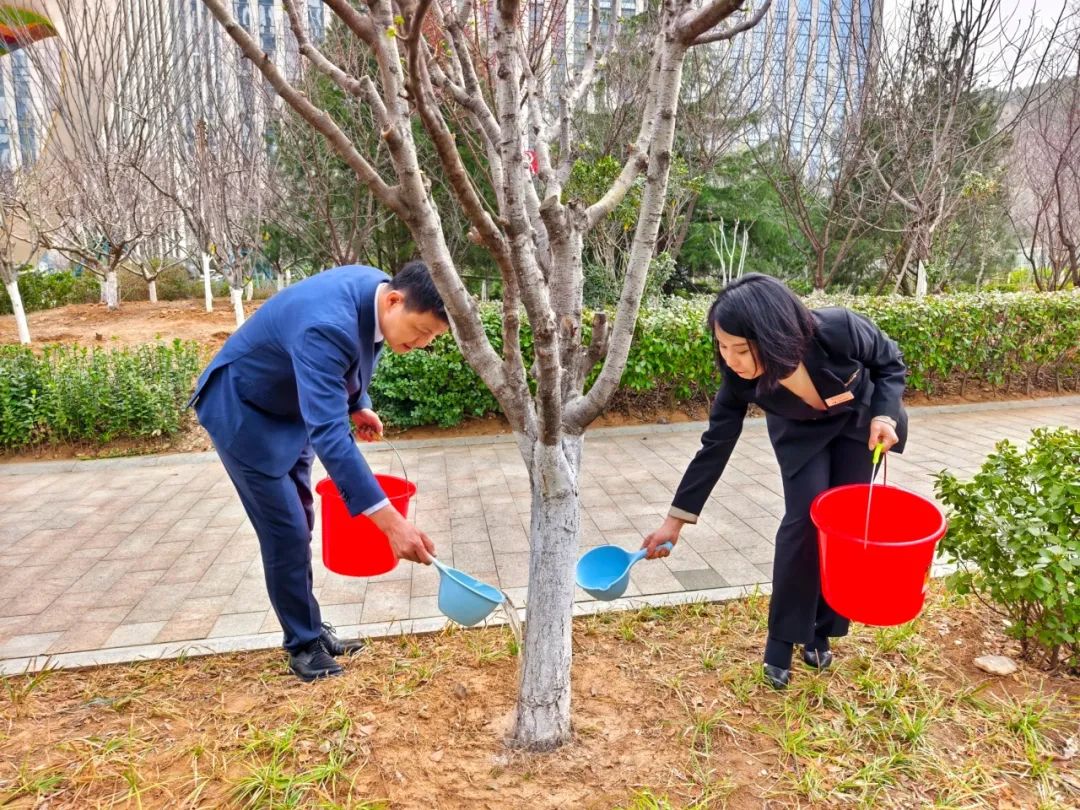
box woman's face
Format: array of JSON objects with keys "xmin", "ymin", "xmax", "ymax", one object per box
[{"xmin": 715, "ymin": 326, "xmax": 763, "ymax": 379}]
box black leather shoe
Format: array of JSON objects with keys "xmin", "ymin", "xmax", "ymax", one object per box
[
  {"xmin": 289, "ymin": 640, "xmax": 344, "ymax": 682},
  {"xmin": 319, "ymin": 622, "xmax": 365, "ymax": 657},
  {"xmin": 802, "ymin": 649, "xmax": 833, "ymax": 670},
  {"xmin": 763, "ymin": 663, "xmax": 791, "ymax": 690}
]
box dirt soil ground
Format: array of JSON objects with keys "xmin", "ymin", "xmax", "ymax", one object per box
[
  {"xmin": 1, "ymin": 299, "xmax": 1074, "ymax": 464},
  {"xmin": 1, "ymin": 588, "xmax": 1077, "ymax": 808}
]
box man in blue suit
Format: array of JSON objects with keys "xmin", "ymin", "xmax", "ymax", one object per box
[{"xmin": 190, "ymin": 261, "xmax": 449, "ymax": 681}]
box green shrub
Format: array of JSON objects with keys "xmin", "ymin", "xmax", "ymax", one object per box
[
  {"xmin": 0, "ymin": 270, "xmax": 99, "ymax": 314},
  {"xmin": 934, "ymin": 428, "xmax": 1080, "ymax": 672},
  {"xmin": 0, "ymin": 341, "xmax": 204, "ymax": 448},
  {"xmin": 371, "ymin": 290, "xmax": 1080, "ymax": 427}
]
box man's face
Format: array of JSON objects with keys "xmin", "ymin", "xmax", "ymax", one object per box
[{"xmin": 380, "ymin": 289, "xmax": 449, "ymax": 353}]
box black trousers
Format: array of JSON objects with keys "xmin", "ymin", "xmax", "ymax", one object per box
[
  {"xmin": 768, "ymin": 433, "xmax": 875, "ymax": 645},
  {"xmin": 215, "ymin": 441, "xmax": 322, "ymax": 653}
]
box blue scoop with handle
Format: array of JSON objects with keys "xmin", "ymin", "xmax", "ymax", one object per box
[
  {"xmin": 576, "ymin": 542, "xmax": 674, "ymax": 601},
  {"xmin": 431, "ymin": 557, "xmax": 505, "ymax": 626}
]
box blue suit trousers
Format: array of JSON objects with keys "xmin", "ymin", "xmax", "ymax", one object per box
[{"xmin": 215, "ymin": 442, "xmax": 322, "ymax": 652}]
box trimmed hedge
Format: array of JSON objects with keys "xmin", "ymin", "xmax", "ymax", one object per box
[
  {"xmin": 370, "ymin": 291, "xmax": 1080, "ymax": 427},
  {"xmin": 0, "ymin": 341, "xmax": 203, "ymax": 448},
  {"xmin": 1, "ymin": 291, "xmax": 1076, "ymax": 444},
  {"xmin": 0, "ymin": 270, "xmax": 99, "ymax": 314}
]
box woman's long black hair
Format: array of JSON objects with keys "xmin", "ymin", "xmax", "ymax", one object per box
[{"xmin": 707, "ymin": 274, "xmax": 817, "ymax": 395}]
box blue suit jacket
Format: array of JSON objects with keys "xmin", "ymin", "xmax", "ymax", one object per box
[{"xmin": 190, "ymin": 265, "xmax": 388, "ymax": 516}]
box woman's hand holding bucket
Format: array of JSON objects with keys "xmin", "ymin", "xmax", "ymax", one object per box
[{"xmin": 868, "ymin": 417, "xmax": 899, "ymax": 453}]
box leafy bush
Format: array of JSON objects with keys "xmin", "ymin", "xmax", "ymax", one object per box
[
  {"xmin": 0, "ymin": 270, "xmax": 98, "ymax": 314},
  {"xmin": 371, "ymin": 290, "xmax": 1080, "ymax": 426},
  {"xmin": 934, "ymin": 428, "xmax": 1080, "ymax": 672},
  {"xmin": 0, "ymin": 341, "xmax": 204, "ymax": 449}
]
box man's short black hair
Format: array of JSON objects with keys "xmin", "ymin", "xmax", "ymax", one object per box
[
  {"xmin": 389, "ymin": 260, "xmax": 448, "ymax": 323},
  {"xmin": 707, "ymin": 273, "xmax": 817, "ymax": 395}
]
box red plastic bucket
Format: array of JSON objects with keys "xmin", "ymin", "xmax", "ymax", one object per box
[
  {"xmin": 810, "ymin": 484, "xmax": 947, "ymax": 626},
  {"xmin": 315, "ymin": 475, "xmax": 416, "ymax": 577}
]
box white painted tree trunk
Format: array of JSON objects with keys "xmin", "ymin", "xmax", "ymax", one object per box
[
  {"xmin": 244, "ymin": 279, "xmax": 253, "ymax": 301},
  {"xmin": 275, "ymin": 271, "xmax": 284, "ymax": 291},
  {"xmin": 285, "ymin": 268, "xmax": 291, "ymax": 287},
  {"xmin": 4, "ymin": 279, "xmax": 31, "ymax": 344},
  {"xmin": 104, "ymin": 270, "xmax": 119, "ymax": 310},
  {"xmin": 230, "ymin": 286, "xmax": 245, "ymax": 327},
  {"xmin": 202, "ymin": 252, "xmax": 213, "ymax": 312},
  {"xmin": 148, "ymin": 279, "xmax": 158, "ymax": 303},
  {"xmin": 511, "ymin": 436, "xmax": 582, "ymax": 750},
  {"xmin": 915, "ymin": 259, "xmax": 928, "ymax": 299}
]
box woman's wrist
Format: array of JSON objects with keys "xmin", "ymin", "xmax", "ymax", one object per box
[{"xmin": 871, "ymin": 414, "xmax": 897, "ymax": 429}]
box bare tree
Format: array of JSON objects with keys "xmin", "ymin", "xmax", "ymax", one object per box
[
  {"xmin": 575, "ymin": 5, "xmax": 767, "ymax": 272},
  {"xmin": 123, "ymin": 221, "xmax": 190, "ymax": 303},
  {"xmin": 752, "ymin": 2, "xmax": 887, "ymax": 291},
  {"xmin": 867, "ymin": 0, "xmax": 1057, "ymax": 297},
  {"xmin": 270, "ymin": 31, "xmax": 402, "ymax": 271},
  {"xmin": 0, "ymin": 168, "xmax": 49, "ymax": 343},
  {"xmin": 200, "ymin": 0, "xmax": 768, "ymax": 750},
  {"xmin": 710, "ymin": 216, "xmax": 748, "ymax": 285},
  {"xmin": 25, "ymin": 0, "xmax": 182, "ymax": 310},
  {"xmin": 1009, "ymin": 14, "xmax": 1080, "ymax": 291}
]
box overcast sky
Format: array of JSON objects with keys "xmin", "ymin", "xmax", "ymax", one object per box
[{"xmin": 877, "ymin": 0, "xmax": 1075, "ymax": 87}]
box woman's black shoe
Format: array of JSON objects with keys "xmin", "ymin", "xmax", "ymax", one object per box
[
  {"xmin": 802, "ymin": 649, "xmax": 834, "ymax": 670},
  {"xmin": 763, "ymin": 663, "xmax": 791, "ymax": 690}
]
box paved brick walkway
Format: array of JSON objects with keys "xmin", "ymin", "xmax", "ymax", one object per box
[{"xmin": 1, "ymin": 397, "xmax": 1077, "ymax": 674}]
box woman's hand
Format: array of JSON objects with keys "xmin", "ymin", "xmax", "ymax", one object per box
[
  {"xmin": 868, "ymin": 417, "xmax": 899, "ymax": 452},
  {"xmin": 641, "ymin": 517, "xmax": 685, "ymax": 559}
]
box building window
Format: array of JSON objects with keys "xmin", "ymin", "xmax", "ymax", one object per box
[
  {"xmin": 259, "ymin": 0, "xmax": 276, "ymax": 54},
  {"xmin": 307, "ymin": 0, "xmax": 324, "ymax": 41},
  {"xmin": 0, "ymin": 120, "xmax": 10, "ymax": 169},
  {"xmin": 12, "ymin": 50, "xmax": 35, "ymax": 166},
  {"xmin": 234, "ymin": 0, "xmax": 251, "ymax": 32}
]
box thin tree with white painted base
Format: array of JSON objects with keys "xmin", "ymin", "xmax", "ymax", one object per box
[{"xmin": 200, "ymin": 0, "xmax": 768, "ymax": 750}]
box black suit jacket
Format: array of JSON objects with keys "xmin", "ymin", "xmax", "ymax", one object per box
[{"xmin": 669, "ymin": 307, "xmax": 908, "ymax": 522}]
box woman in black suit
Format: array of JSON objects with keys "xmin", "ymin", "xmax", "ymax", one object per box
[{"xmin": 643, "ymin": 274, "xmax": 907, "ymax": 689}]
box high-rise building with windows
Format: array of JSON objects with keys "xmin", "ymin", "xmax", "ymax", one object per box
[
  {"xmin": 539, "ymin": 0, "xmax": 877, "ymax": 155},
  {"xmin": 0, "ymin": 0, "xmax": 318, "ymax": 173}
]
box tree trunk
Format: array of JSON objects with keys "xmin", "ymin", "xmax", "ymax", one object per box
[
  {"xmin": 104, "ymin": 269, "xmax": 119, "ymax": 310},
  {"xmin": 510, "ymin": 435, "xmax": 583, "ymax": 751},
  {"xmin": 231, "ymin": 286, "xmax": 245, "ymax": 327},
  {"xmin": 915, "ymin": 258, "xmax": 928, "ymax": 299},
  {"xmin": 202, "ymin": 252, "xmax": 214, "ymax": 312},
  {"xmin": 276, "ymin": 271, "xmax": 284, "ymax": 291},
  {"xmin": 148, "ymin": 278, "xmax": 158, "ymax": 303},
  {"xmin": 244, "ymin": 279, "xmax": 254, "ymax": 301},
  {"xmin": 4, "ymin": 278, "xmax": 31, "ymax": 344},
  {"xmin": 285, "ymin": 268, "xmax": 292, "ymax": 287}
]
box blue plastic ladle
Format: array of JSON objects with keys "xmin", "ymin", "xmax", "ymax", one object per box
[
  {"xmin": 431, "ymin": 557, "xmax": 505, "ymax": 626},
  {"xmin": 576, "ymin": 542, "xmax": 674, "ymax": 601}
]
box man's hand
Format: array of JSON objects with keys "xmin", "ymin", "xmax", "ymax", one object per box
[
  {"xmin": 351, "ymin": 408, "xmax": 384, "ymax": 442},
  {"xmin": 369, "ymin": 504, "xmax": 435, "ymax": 564}
]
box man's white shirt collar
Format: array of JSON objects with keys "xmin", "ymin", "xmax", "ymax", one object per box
[{"xmin": 374, "ymin": 283, "xmax": 386, "ymax": 343}]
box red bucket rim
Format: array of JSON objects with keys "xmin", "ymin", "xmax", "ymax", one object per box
[
  {"xmin": 315, "ymin": 475, "xmax": 416, "ymax": 499},
  {"xmin": 810, "ymin": 483, "xmax": 947, "ymax": 549}
]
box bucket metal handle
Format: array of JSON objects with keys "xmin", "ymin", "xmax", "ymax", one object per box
[
  {"xmin": 376, "ymin": 434, "xmax": 409, "ymax": 487},
  {"xmin": 863, "ymin": 443, "xmax": 887, "ymax": 548}
]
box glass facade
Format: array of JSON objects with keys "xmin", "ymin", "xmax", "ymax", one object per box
[{"xmin": 11, "ymin": 50, "xmax": 35, "ymax": 167}]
